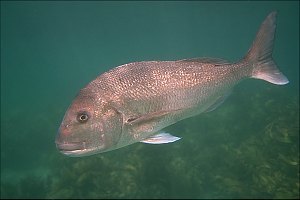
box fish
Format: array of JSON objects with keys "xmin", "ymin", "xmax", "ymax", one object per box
[{"xmin": 56, "ymin": 11, "xmax": 289, "ymax": 157}]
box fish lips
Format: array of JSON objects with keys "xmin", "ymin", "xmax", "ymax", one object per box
[
  {"xmin": 56, "ymin": 141, "xmax": 86, "ymax": 155},
  {"xmin": 55, "ymin": 141, "xmax": 105, "ymax": 157}
]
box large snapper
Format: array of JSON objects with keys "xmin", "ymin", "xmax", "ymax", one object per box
[{"xmin": 56, "ymin": 12, "xmax": 288, "ymax": 157}]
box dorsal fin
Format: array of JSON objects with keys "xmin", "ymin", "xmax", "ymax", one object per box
[{"xmin": 177, "ymin": 57, "xmax": 231, "ymax": 66}]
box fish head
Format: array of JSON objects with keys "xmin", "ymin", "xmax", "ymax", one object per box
[{"xmin": 56, "ymin": 89, "xmax": 122, "ymax": 157}]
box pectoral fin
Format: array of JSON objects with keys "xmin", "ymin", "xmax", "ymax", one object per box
[
  {"xmin": 125, "ymin": 110, "xmax": 172, "ymax": 125},
  {"xmin": 204, "ymin": 90, "xmax": 232, "ymax": 112},
  {"xmin": 125, "ymin": 109, "xmax": 184, "ymax": 134},
  {"xmin": 141, "ymin": 132, "xmax": 181, "ymax": 144}
]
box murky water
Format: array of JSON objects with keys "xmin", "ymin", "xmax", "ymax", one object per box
[{"xmin": 1, "ymin": 1, "xmax": 299, "ymax": 198}]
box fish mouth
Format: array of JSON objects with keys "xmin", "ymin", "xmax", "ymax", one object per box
[
  {"xmin": 55, "ymin": 141, "xmax": 102, "ymax": 157},
  {"xmin": 56, "ymin": 141, "xmax": 86, "ymax": 155}
]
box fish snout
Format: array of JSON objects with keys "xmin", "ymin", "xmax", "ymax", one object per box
[
  {"xmin": 56, "ymin": 126, "xmax": 86, "ymax": 155},
  {"xmin": 58, "ymin": 123, "xmax": 72, "ymax": 136},
  {"xmin": 55, "ymin": 141, "xmax": 87, "ymax": 156}
]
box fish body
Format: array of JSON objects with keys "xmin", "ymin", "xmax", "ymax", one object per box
[{"xmin": 56, "ymin": 12, "xmax": 288, "ymax": 156}]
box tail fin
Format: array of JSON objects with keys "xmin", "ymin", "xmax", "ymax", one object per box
[{"xmin": 244, "ymin": 11, "xmax": 289, "ymax": 85}]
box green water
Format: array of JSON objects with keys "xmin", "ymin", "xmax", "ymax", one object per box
[{"xmin": 1, "ymin": 1, "xmax": 299, "ymax": 199}]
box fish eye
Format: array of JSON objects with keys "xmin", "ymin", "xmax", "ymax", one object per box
[{"xmin": 77, "ymin": 112, "xmax": 89, "ymax": 123}]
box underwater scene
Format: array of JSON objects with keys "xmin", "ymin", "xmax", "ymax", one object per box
[{"xmin": 1, "ymin": 1, "xmax": 299, "ymax": 199}]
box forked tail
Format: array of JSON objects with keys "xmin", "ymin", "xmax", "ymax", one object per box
[{"xmin": 243, "ymin": 11, "xmax": 289, "ymax": 85}]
